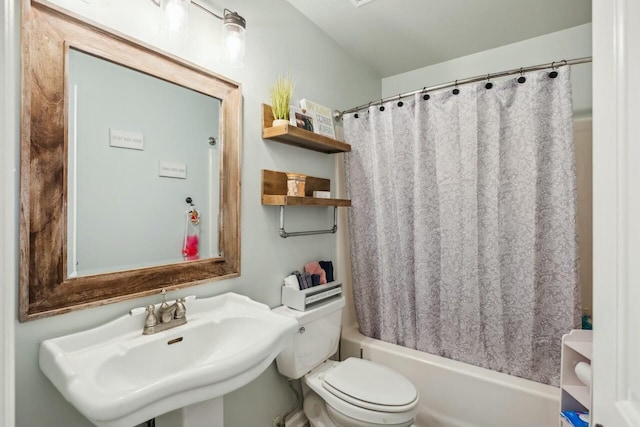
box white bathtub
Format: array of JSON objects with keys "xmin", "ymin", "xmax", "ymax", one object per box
[{"xmin": 339, "ymin": 326, "xmax": 560, "ymax": 427}]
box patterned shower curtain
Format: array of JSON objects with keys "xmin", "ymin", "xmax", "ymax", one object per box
[{"xmin": 343, "ymin": 69, "xmax": 580, "ymax": 386}]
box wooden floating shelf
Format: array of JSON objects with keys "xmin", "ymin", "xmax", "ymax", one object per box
[
  {"xmin": 261, "ymin": 169, "xmax": 351, "ymax": 207},
  {"xmin": 261, "ymin": 103, "xmax": 351, "ymax": 154},
  {"xmin": 262, "ymin": 195, "xmax": 351, "ymax": 207}
]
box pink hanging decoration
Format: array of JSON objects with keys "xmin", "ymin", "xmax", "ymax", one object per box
[{"xmin": 183, "ymin": 206, "xmax": 200, "ymax": 261}]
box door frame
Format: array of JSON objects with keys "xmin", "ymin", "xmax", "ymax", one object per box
[
  {"xmin": 1, "ymin": 0, "xmax": 18, "ymax": 425},
  {"xmin": 592, "ymin": 0, "xmax": 640, "ymax": 425}
]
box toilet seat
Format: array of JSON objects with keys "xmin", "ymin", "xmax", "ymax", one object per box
[
  {"xmin": 304, "ymin": 359, "xmax": 418, "ymax": 426},
  {"xmin": 322, "ymin": 358, "xmax": 418, "ymax": 412}
]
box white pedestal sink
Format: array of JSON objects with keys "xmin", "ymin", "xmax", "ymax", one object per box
[{"xmin": 39, "ymin": 293, "xmax": 298, "ymax": 427}]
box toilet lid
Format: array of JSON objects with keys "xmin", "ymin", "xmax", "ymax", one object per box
[{"xmin": 322, "ymin": 358, "xmax": 418, "ymax": 411}]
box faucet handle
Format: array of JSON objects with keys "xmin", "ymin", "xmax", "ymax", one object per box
[
  {"xmin": 129, "ymin": 306, "xmax": 147, "ymax": 316},
  {"xmin": 175, "ymin": 298, "xmax": 186, "ymax": 319},
  {"xmin": 144, "ymin": 305, "xmax": 158, "ymax": 327}
]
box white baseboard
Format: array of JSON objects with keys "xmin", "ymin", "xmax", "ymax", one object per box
[{"xmin": 285, "ymin": 410, "xmax": 308, "ymax": 427}]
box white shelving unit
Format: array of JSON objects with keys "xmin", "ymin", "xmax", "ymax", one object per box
[{"xmin": 560, "ymin": 329, "xmax": 592, "ymax": 426}]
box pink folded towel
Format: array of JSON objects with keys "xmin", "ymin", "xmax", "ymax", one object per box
[{"xmin": 304, "ymin": 261, "xmax": 327, "ymax": 284}]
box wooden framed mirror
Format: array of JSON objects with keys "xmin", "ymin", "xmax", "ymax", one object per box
[{"xmin": 19, "ymin": 1, "xmax": 242, "ymax": 321}]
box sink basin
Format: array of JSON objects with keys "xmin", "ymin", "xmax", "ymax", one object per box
[{"xmin": 39, "ymin": 293, "xmax": 298, "ymax": 427}]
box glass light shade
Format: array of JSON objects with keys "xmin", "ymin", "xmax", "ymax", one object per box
[
  {"xmin": 161, "ymin": 0, "xmax": 190, "ymax": 35},
  {"xmin": 222, "ymin": 15, "xmax": 246, "ymax": 68}
]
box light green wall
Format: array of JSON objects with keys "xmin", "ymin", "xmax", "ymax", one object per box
[{"xmin": 11, "ymin": 1, "xmax": 380, "ymax": 426}]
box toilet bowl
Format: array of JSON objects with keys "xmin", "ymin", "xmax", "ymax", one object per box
[
  {"xmin": 272, "ymin": 297, "xmax": 419, "ymax": 427},
  {"xmin": 303, "ymin": 358, "xmax": 418, "ymax": 427}
]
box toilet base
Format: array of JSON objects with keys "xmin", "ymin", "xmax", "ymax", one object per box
[
  {"xmin": 304, "ymin": 390, "xmax": 339, "ymax": 427},
  {"xmin": 303, "ymin": 389, "xmax": 414, "ymax": 427}
]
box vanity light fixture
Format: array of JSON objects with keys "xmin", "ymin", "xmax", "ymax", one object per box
[
  {"xmin": 152, "ymin": 0, "xmax": 247, "ymax": 67},
  {"xmin": 220, "ymin": 9, "xmax": 246, "ymax": 68}
]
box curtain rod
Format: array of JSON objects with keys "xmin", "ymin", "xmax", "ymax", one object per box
[{"xmin": 334, "ymin": 56, "xmax": 592, "ymax": 119}]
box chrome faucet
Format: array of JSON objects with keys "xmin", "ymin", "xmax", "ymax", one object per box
[{"xmin": 142, "ymin": 290, "xmax": 188, "ymax": 335}]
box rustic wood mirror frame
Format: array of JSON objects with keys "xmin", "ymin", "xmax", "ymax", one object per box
[{"xmin": 19, "ymin": 1, "xmax": 242, "ymax": 321}]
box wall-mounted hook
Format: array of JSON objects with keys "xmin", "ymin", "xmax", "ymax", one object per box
[
  {"xmin": 208, "ymin": 136, "xmax": 216, "ymax": 146},
  {"xmin": 186, "ymin": 197, "xmax": 194, "ymax": 206}
]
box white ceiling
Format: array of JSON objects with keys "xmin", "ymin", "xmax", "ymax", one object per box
[{"xmin": 285, "ymin": 0, "xmax": 592, "ymax": 78}]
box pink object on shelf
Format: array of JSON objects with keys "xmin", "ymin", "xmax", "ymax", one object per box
[{"xmin": 304, "ymin": 261, "xmax": 327, "ymax": 284}]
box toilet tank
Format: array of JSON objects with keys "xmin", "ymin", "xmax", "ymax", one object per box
[{"xmin": 272, "ymin": 296, "xmax": 345, "ymax": 379}]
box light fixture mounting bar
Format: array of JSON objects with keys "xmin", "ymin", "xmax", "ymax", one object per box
[
  {"xmin": 149, "ymin": 0, "xmax": 224, "ymax": 20},
  {"xmin": 191, "ymin": 0, "xmax": 224, "ymax": 20}
]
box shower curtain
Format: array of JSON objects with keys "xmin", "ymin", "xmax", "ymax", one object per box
[{"xmin": 343, "ymin": 69, "xmax": 580, "ymax": 386}]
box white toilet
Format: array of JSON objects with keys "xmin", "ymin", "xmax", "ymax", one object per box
[{"xmin": 273, "ymin": 296, "xmax": 419, "ymax": 427}]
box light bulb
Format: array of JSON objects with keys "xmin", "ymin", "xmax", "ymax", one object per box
[
  {"xmin": 161, "ymin": 0, "xmax": 190, "ymax": 35},
  {"xmin": 223, "ymin": 23, "xmax": 245, "ymax": 67}
]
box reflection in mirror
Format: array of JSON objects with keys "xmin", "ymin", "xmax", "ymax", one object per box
[
  {"xmin": 19, "ymin": 1, "xmax": 241, "ymax": 321},
  {"xmin": 67, "ymin": 49, "xmax": 221, "ymax": 277}
]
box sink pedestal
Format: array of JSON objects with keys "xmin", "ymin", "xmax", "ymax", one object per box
[{"xmin": 156, "ymin": 397, "xmax": 223, "ymax": 427}]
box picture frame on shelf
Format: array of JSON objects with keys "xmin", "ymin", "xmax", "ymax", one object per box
[
  {"xmin": 300, "ymin": 99, "xmax": 336, "ymax": 139},
  {"xmin": 290, "ymin": 106, "xmax": 315, "ymax": 132}
]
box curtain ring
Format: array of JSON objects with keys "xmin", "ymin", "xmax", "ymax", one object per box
[
  {"xmin": 517, "ymin": 67, "xmax": 526, "ymax": 84},
  {"xmin": 550, "ymin": 60, "xmax": 566, "ymax": 78},
  {"xmin": 452, "ymin": 80, "xmax": 460, "ymax": 95},
  {"xmin": 422, "ymin": 87, "xmax": 430, "ymax": 100},
  {"xmin": 485, "ymin": 74, "xmax": 493, "ymax": 89},
  {"xmin": 549, "ymin": 61, "xmax": 559, "ymax": 79},
  {"xmin": 379, "ymin": 99, "xmax": 385, "ymax": 112},
  {"xmin": 363, "ymin": 101, "xmax": 372, "ymax": 117},
  {"xmin": 397, "ymin": 94, "xmax": 404, "ymax": 107}
]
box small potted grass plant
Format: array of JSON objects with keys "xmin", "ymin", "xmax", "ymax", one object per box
[{"xmin": 269, "ymin": 75, "xmax": 294, "ymax": 127}]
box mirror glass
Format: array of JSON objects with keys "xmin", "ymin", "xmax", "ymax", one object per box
[{"xmin": 66, "ymin": 48, "xmax": 221, "ymax": 277}]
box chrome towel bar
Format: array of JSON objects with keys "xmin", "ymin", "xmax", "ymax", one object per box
[{"xmin": 279, "ymin": 205, "xmax": 338, "ymax": 238}]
